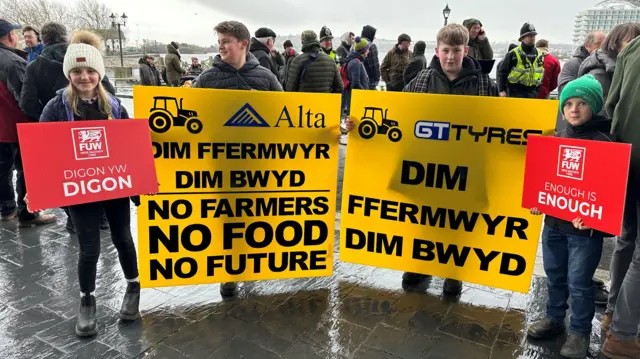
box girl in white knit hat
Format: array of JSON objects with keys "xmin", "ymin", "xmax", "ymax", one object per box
[{"xmin": 39, "ymin": 30, "xmax": 141, "ymax": 337}]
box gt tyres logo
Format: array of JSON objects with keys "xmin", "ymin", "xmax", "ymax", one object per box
[
  {"xmin": 414, "ymin": 121, "xmax": 450, "ymax": 140},
  {"xmin": 414, "ymin": 121, "xmax": 542, "ymax": 146}
]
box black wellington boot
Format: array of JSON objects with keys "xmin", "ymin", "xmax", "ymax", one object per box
[
  {"xmin": 119, "ymin": 282, "xmax": 141, "ymax": 321},
  {"xmin": 76, "ymin": 294, "xmax": 97, "ymax": 337}
]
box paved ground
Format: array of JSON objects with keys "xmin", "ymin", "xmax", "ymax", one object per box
[{"xmin": 0, "ymin": 99, "xmax": 616, "ymax": 359}]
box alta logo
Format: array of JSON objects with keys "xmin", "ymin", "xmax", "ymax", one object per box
[
  {"xmin": 224, "ymin": 103, "xmax": 270, "ymax": 127},
  {"xmin": 71, "ymin": 127, "xmax": 110, "ymax": 160},
  {"xmin": 557, "ymin": 145, "xmax": 585, "ymax": 180}
]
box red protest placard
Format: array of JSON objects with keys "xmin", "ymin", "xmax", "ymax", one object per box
[
  {"xmin": 522, "ymin": 135, "xmax": 631, "ymax": 236},
  {"xmin": 17, "ymin": 119, "xmax": 158, "ymax": 210}
]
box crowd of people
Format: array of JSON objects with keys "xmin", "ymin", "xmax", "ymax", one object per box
[{"xmin": 1, "ymin": 16, "xmax": 640, "ymax": 358}]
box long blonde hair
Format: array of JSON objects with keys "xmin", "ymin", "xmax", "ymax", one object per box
[{"xmin": 66, "ymin": 81, "xmax": 112, "ymax": 118}]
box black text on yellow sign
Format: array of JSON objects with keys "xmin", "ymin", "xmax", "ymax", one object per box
[
  {"xmin": 340, "ymin": 91, "xmax": 557, "ymax": 293},
  {"xmin": 140, "ymin": 195, "xmax": 332, "ymax": 286},
  {"xmin": 133, "ymin": 87, "xmax": 341, "ymax": 288}
]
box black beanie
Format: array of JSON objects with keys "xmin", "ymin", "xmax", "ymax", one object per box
[
  {"xmin": 283, "ymin": 40, "xmax": 293, "ymax": 49},
  {"xmin": 398, "ymin": 33, "xmax": 411, "ymax": 44}
]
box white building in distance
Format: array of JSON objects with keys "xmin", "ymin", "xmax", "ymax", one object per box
[{"xmin": 573, "ymin": 0, "xmax": 640, "ymax": 46}]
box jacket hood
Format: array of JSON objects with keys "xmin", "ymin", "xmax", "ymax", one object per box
[
  {"xmin": 361, "ymin": 25, "xmax": 377, "ymax": 41},
  {"xmin": 346, "ymin": 50, "xmax": 365, "ymax": 62},
  {"xmin": 582, "ymin": 49, "xmax": 616, "ymax": 74},
  {"xmin": 40, "ymin": 42, "xmax": 67, "ymax": 64},
  {"xmin": 301, "ymin": 42, "xmax": 322, "ymax": 53},
  {"xmin": 413, "ymin": 41, "xmax": 426, "ymax": 56},
  {"xmin": 139, "ymin": 57, "xmax": 148, "ymax": 65},
  {"xmin": 0, "ymin": 43, "xmax": 28, "ymax": 59},
  {"xmin": 573, "ymin": 46, "xmax": 590, "ymax": 61},
  {"xmin": 250, "ymin": 38, "xmax": 270, "ymax": 53},
  {"xmin": 210, "ymin": 52, "xmax": 261, "ymax": 73},
  {"xmin": 340, "ymin": 32, "xmax": 353, "ymax": 46},
  {"xmin": 394, "ymin": 45, "xmax": 409, "ymax": 55},
  {"xmin": 565, "ymin": 115, "xmax": 611, "ymax": 137},
  {"xmin": 428, "ymin": 55, "xmax": 481, "ymax": 80},
  {"xmin": 167, "ymin": 43, "xmax": 180, "ymax": 56},
  {"xmin": 622, "ymin": 35, "xmax": 640, "ymax": 56}
]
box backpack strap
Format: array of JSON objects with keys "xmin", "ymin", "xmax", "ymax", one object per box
[{"xmin": 300, "ymin": 51, "xmax": 320, "ymax": 83}]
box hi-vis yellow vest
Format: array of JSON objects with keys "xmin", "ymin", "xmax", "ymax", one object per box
[{"xmin": 507, "ymin": 46, "xmax": 544, "ymax": 87}]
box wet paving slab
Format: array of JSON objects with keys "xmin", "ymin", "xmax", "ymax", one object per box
[
  {"xmin": 0, "ymin": 204, "xmax": 616, "ymax": 359},
  {"xmin": 0, "ymin": 98, "xmax": 616, "ymax": 358}
]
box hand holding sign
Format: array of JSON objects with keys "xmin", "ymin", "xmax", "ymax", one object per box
[
  {"xmin": 529, "ymin": 207, "xmax": 542, "ymax": 216},
  {"xmin": 572, "ymin": 217, "xmax": 590, "ymax": 230},
  {"xmin": 345, "ymin": 117, "xmax": 356, "ymax": 132},
  {"xmin": 24, "ymin": 193, "xmax": 43, "ymax": 213},
  {"xmin": 522, "ymin": 136, "xmax": 631, "ymax": 236}
]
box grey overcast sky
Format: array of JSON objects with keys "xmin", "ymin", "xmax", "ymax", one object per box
[{"xmin": 64, "ymin": 0, "xmax": 601, "ymax": 46}]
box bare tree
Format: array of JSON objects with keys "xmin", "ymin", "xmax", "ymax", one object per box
[
  {"xmin": 70, "ymin": 0, "xmax": 128, "ymax": 52},
  {"xmin": 71, "ymin": 0, "xmax": 111, "ymax": 30},
  {"xmin": 0, "ymin": 0, "xmax": 73, "ymax": 29}
]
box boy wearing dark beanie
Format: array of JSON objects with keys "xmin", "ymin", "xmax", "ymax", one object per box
[{"xmin": 527, "ymin": 74, "xmax": 615, "ymax": 359}]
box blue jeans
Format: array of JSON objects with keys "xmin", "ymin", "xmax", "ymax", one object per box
[{"xmin": 542, "ymin": 225, "xmax": 603, "ymax": 336}]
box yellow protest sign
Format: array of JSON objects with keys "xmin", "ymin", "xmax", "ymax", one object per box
[
  {"xmin": 133, "ymin": 87, "xmax": 341, "ymax": 288},
  {"xmin": 340, "ymin": 90, "xmax": 557, "ymax": 293}
]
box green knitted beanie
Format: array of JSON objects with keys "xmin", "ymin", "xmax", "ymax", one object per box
[
  {"xmin": 353, "ymin": 36, "xmax": 370, "ymax": 52},
  {"xmin": 560, "ymin": 74, "xmax": 604, "ymax": 115}
]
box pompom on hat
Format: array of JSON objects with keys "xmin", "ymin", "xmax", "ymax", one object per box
[
  {"xmin": 63, "ymin": 30, "xmax": 105, "ymax": 80},
  {"xmin": 353, "ymin": 36, "xmax": 370, "ymax": 53},
  {"xmin": 559, "ymin": 74, "xmax": 604, "ymax": 115}
]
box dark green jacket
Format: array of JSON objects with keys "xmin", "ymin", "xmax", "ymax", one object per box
[
  {"xmin": 607, "ymin": 36, "xmax": 640, "ymax": 170},
  {"xmin": 468, "ymin": 37, "xmax": 494, "ymax": 60},
  {"xmin": 164, "ymin": 44, "xmax": 185, "ymax": 84},
  {"xmin": 285, "ymin": 43, "xmax": 343, "ymax": 93}
]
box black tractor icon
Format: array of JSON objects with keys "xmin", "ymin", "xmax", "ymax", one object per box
[
  {"xmin": 149, "ymin": 97, "xmax": 203, "ymax": 134},
  {"xmin": 358, "ymin": 107, "xmax": 402, "ymax": 142}
]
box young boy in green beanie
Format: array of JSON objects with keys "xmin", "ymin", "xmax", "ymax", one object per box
[{"xmin": 527, "ymin": 74, "xmax": 615, "ymax": 359}]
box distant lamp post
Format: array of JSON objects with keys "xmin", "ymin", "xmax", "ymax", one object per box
[
  {"xmin": 110, "ymin": 12, "xmax": 128, "ymax": 66},
  {"xmin": 443, "ymin": 4, "xmax": 451, "ymax": 26}
]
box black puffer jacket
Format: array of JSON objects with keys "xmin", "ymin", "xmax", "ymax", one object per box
[
  {"xmin": 285, "ymin": 43, "xmax": 343, "ymax": 93},
  {"xmin": 404, "ymin": 55, "xmax": 498, "ymax": 96},
  {"xmin": 578, "ymin": 49, "xmax": 616, "ymax": 102},
  {"xmin": 249, "ymin": 38, "xmax": 280, "ymax": 81},
  {"xmin": 545, "ymin": 117, "xmax": 615, "ymax": 238},
  {"xmin": 192, "ymin": 53, "xmax": 282, "ymax": 91},
  {"xmin": 19, "ymin": 43, "xmax": 116, "ymax": 121}
]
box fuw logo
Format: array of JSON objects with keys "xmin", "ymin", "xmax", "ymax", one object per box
[
  {"xmin": 557, "ymin": 145, "xmax": 585, "ymax": 180},
  {"xmin": 224, "ymin": 103, "xmax": 270, "ymax": 127},
  {"xmin": 72, "ymin": 127, "xmax": 109, "ymax": 160}
]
